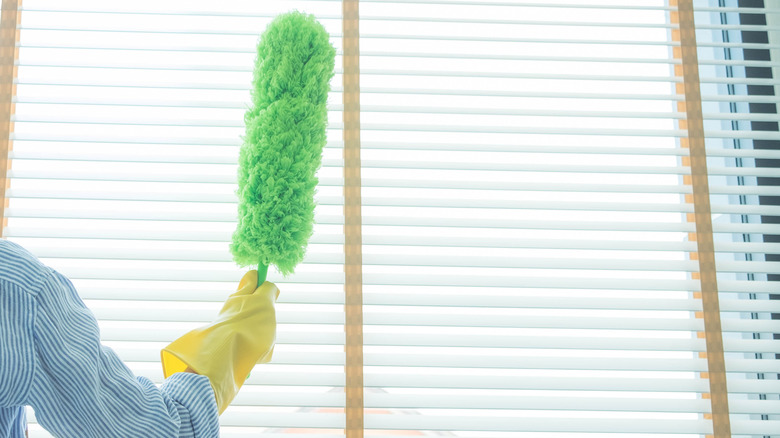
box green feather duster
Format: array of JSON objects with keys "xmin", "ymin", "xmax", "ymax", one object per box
[{"xmin": 231, "ymin": 11, "xmax": 336, "ymax": 277}]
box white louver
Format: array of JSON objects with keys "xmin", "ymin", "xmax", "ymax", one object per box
[{"xmin": 0, "ymin": 1, "xmax": 777, "ymax": 437}]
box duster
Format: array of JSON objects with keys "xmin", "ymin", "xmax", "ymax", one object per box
[
  {"xmin": 161, "ymin": 13, "xmax": 335, "ymax": 415},
  {"xmin": 230, "ymin": 11, "xmax": 336, "ymax": 280}
]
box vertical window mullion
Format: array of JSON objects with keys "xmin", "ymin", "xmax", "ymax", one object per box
[
  {"xmin": 0, "ymin": 0, "xmax": 20, "ymax": 238},
  {"xmin": 343, "ymin": 0, "xmax": 364, "ymax": 437},
  {"xmin": 678, "ymin": 0, "xmax": 732, "ymax": 436}
]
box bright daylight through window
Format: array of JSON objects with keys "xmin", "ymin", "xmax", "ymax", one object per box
[{"xmin": 0, "ymin": 0, "xmax": 777, "ymax": 437}]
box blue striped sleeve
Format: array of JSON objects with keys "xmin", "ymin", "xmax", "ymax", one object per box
[
  {"xmin": 0, "ymin": 240, "xmax": 220, "ymax": 438},
  {"xmin": 159, "ymin": 373, "xmax": 221, "ymax": 438},
  {"xmin": 0, "ymin": 407, "xmax": 25, "ymax": 438}
]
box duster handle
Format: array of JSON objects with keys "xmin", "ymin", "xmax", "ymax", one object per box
[{"xmin": 257, "ymin": 262, "xmax": 268, "ymax": 287}]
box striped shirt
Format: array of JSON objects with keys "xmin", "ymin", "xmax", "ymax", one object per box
[{"xmin": 0, "ymin": 240, "xmax": 220, "ymax": 438}]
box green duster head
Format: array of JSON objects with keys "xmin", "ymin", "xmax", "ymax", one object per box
[{"xmin": 231, "ymin": 11, "xmax": 336, "ymax": 276}]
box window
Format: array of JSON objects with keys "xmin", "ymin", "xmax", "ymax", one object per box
[{"xmin": 0, "ymin": 0, "xmax": 777, "ymax": 437}]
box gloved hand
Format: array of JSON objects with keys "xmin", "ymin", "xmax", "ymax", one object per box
[{"xmin": 161, "ymin": 270, "xmax": 279, "ymax": 414}]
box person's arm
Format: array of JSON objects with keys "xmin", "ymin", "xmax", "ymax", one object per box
[
  {"xmin": 0, "ymin": 407, "xmax": 26, "ymax": 438},
  {"xmin": 25, "ymin": 269, "xmax": 220, "ymax": 438}
]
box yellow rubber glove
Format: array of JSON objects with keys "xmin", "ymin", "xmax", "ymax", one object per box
[{"xmin": 161, "ymin": 270, "xmax": 279, "ymax": 414}]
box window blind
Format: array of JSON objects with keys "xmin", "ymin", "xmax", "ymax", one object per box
[
  {"xmin": 354, "ymin": 0, "xmax": 718, "ymax": 436},
  {"xmin": 3, "ymin": 1, "xmax": 348, "ymax": 436},
  {"xmin": 349, "ymin": 0, "xmax": 779, "ymax": 436},
  {"xmin": 694, "ymin": 1, "xmax": 780, "ymax": 437},
  {"xmin": 0, "ymin": 1, "xmax": 777, "ymax": 437}
]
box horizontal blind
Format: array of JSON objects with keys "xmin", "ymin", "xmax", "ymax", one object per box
[
  {"xmin": 695, "ymin": 1, "xmax": 780, "ymax": 437},
  {"xmin": 356, "ymin": 1, "xmax": 722, "ymax": 437},
  {"xmin": 2, "ymin": 1, "xmax": 347, "ymax": 437},
  {"xmin": 2, "ymin": 1, "xmax": 778, "ymax": 438}
]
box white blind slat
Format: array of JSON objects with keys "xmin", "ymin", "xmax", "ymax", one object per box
[
  {"xmin": 11, "ymin": 142, "xmax": 780, "ymax": 159},
  {"xmin": 364, "ymin": 393, "xmax": 713, "ymax": 413},
  {"xmin": 363, "ymin": 373, "xmax": 780, "ymax": 395},
  {"xmin": 363, "ymin": 415, "xmax": 710, "ymax": 434}
]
